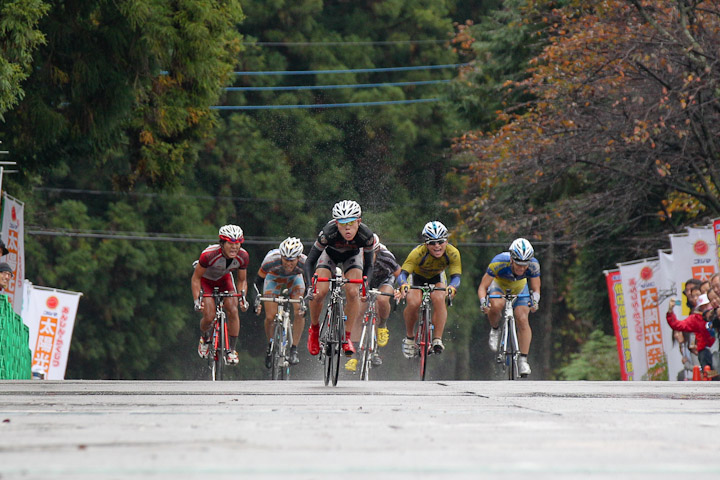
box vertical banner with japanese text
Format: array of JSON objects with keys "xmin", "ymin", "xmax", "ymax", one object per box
[
  {"xmin": 0, "ymin": 193, "xmax": 24, "ymax": 314},
  {"xmin": 21, "ymin": 284, "xmax": 82, "ymax": 380},
  {"xmin": 714, "ymin": 218, "xmax": 720, "ymax": 272},
  {"xmin": 669, "ymin": 228, "xmax": 717, "ymax": 316},
  {"xmin": 618, "ymin": 258, "xmax": 666, "ymax": 380},
  {"xmin": 657, "ymin": 250, "xmax": 684, "ymax": 380},
  {"xmin": 605, "ymin": 269, "xmax": 631, "ymax": 380}
]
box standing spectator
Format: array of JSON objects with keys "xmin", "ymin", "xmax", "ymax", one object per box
[
  {"xmin": 667, "ymin": 294, "xmax": 717, "ymax": 378},
  {"xmin": 0, "ymin": 262, "xmax": 12, "ymax": 292}
]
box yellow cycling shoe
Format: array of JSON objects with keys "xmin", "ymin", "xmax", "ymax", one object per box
[
  {"xmin": 345, "ymin": 358, "xmax": 358, "ymax": 372},
  {"xmin": 377, "ymin": 327, "xmax": 389, "ymax": 347}
]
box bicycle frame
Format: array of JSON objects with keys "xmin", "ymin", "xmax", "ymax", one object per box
[
  {"xmin": 312, "ymin": 270, "xmax": 366, "ymax": 386},
  {"xmin": 489, "ymin": 291, "xmax": 529, "ymax": 380},
  {"xmin": 358, "ymin": 288, "xmax": 394, "ymax": 381},
  {"xmin": 410, "ymin": 285, "xmax": 448, "ymax": 381},
  {"xmin": 201, "ymin": 288, "xmax": 245, "ymax": 381},
  {"xmin": 257, "ymin": 292, "xmax": 304, "ymax": 380}
]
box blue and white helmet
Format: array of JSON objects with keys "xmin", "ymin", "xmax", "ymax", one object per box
[
  {"xmin": 509, "ymin": 238, "xmax": 534, "ymax": 263},
  {"xmin": 421, "ymin": 221, "xmax": 448, "ymax": 242}
]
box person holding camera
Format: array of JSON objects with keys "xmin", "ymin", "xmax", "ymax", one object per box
[{"xmin": 667, "ymin": 293, "xmax": 719, "ymax": 379}]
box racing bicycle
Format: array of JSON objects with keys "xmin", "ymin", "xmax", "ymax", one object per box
[
  {"xmin": 489, "ymin": 291, "xmax": 530, "ymax": 380},
  {"xmin": 409, "ymin": 284, "xmax": 450, "ymax": 381},
  {"xmin": 358, "ymin": 288, "xmax": 394, "ymax": 381},
  {"xmin": 200, "ymin": 288, "xmax": 246, "ymax": 381},
  {"xmin": 255, "ymin": 287, "xmax": 304, "ymax": 380},
  {"xmin": 312, "ymin": 269, "xmax": 366, "ymax": 386}
]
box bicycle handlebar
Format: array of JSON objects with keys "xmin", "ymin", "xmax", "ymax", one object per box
[
  {"xmin": 257, "ymin": 296, "xmax": 304, "ymax": 305},
  {"xmin": 366, "ymin": 288, "xmax": 395, "ymax": 297},
  {"xmin": 312, "ymin": 274, "xmax": 367, "ymax": 297}
]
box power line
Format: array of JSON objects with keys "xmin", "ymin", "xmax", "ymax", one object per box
[
  {"xmin": 225, "ymin": 79, "xmax": 451, "ymax": 92},
  {"xmin": 212, "ymin": 98, "xmax": 441, "ymax": 110},
  {"xmin": 242, "ymin": 40, "xmax": 449, "ymax": 46},
  {"xmin": 233, "ymin": 63, "xmax": 469, "ymax": 76}
]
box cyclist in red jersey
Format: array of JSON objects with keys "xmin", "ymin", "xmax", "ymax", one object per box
[
  {"xmin": 303, "ymin": 200, "xmax": 375, "ymax": 358},
  {"xmin": 191, "ymin": 225, "xmax": 250, "ymax": 365}
]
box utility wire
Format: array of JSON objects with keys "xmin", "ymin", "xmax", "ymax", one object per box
[
  {"xmin": 225, "ymin": 79, "xmax": 451, "ymax": 92},
  {"xmin": 233, "ymin": 63, "xmax": 469, "ymax": 76},
  {"xmin": 211, "ymin": 98, "xmax": 440, "ymax": 110},
  {"xmin": 242, "ymin": 40, "xmax": 449, "ymax": 46}
]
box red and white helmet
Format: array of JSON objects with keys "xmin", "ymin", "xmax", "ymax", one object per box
[{"xmin": 218, "ymin": 224, "xmax": 244, "ymax": 243}]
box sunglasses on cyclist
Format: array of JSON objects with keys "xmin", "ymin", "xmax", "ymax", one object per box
[
  {"xmin": 281, "ymin": 256, "xmax": 298, "ymax": 262},
  {"xmin": 337, "ymin": 219, "xmax": 359, "ymax": 226},
  {"xmin": 426, "ymin": 239, "xmax": 447, "ymax": 246}
]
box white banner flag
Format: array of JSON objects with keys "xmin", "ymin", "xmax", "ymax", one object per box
[
  {"xmin": 1, "ymin": 193, "xmax": 25, "ymax": 314},
  {"xmin": 669, "ymin": 227, "xmax": 717, "ymax": 316},
  {"xmin": 656, "ymin": 250, "xmax": 684, "ymax": 380},
  {"xmin": 618, "ymin": 258, "xmax": 667, "ymax": 380},
  {"xmin": 21, "ymin": 283, "xmax": 82, "ymax": 380}
]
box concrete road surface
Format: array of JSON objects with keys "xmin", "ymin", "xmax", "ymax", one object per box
[{"xmin": 1, "ymin": 380, "xmax": 719, "ymax": 479}]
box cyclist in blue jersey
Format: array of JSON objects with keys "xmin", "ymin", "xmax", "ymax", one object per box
[
  {"xmin": 477, "ymin": 238, "xmax": 540, "ymax": 376},
  {"xmin": 254, "ymin": 237, "xmax": 307, "ymax": 368}
]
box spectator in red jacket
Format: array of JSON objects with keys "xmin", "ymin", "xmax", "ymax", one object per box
[{"xmin": 667, "ymin": 294, "xmax": 717, "ymax": 377}]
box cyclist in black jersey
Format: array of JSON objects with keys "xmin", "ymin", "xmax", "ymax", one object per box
[{"xmin": 304, "ymin": 200, "xmax": 375, "ymax": 359}]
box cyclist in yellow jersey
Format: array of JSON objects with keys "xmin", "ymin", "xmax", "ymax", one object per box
[
  {"xmin": 478, "ymin": 238, "xmax": 541, "ymax": 376},
  {"xmin": 396, "ymin": 221, "xmax": 461, "ymax": 357}
]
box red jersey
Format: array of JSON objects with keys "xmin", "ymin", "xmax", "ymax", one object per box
[{"xmin": 198, "ymin": 244, "xmax": 249, "ymax": 281}]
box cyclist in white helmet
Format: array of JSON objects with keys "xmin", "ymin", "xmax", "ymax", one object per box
[
  {"xmin": 191, "ymin": 225, "xmax": 250, "ymax": 365},
  {"xmin": 349, "ymin": 233, "xmax": 402, "ymax": 369},
  {"xmin": 253, "ymin": 237, "xmax": 307, "ymax": 367},
  {"xmin": 478, "ymin": 237, "xmax": 541, "ymax": 376},
  {"xmin": 303, "ymin": 200, "xmax": 376, "ymax": 369},
  {"xmin": 396, "ymin": 221, "xmax": 462, "ymax": 357}
]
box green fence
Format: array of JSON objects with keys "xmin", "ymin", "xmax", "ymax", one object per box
[{"xmin": 0, "ymin": 295, "xmax": 31, "ymax": 379}]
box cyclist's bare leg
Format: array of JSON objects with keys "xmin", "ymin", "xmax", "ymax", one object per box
[
  {"xmin": 199, "ymin": 298, "xmax": 217, "ymax": 334},
  {"xmin": 377, "ymin": 284, "xmax": 394, "ymax": 327},
  {"xmin": 403, "ymin": 290, "xmax": 422, "ymax": 337},
  {"xmin": 430, "ymin": 286, "xmax": 448, "ymax": 338},
  {"xmin": 292, "ymin": 302, "xmax": 304, "ymax": 347},
  {"xmin": 487, "ymin": 298, "xmax": 504, "ymax": 329},
  {"xmin": 351, "ymin": 301, "xmax": 368, "ymax": 342},
  {"xmin": 514, "ymin": 305, "xmax": 532, "ymax": 354},
  {"xmin": 308, "ymin": 267, "xmax": 331, "ymax": 326},
  {"xmin": 343, "ymin": 268, "xmax": 363, "ymax": 334},
  {"xmin": 224, "ymin": 297, "xmax": 240, "ymax": 337},
  {"xmin": 263, "ymin": 302, "xmax": 279, "ymax": 340}
]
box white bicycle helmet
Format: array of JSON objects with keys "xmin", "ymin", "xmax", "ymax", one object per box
[
  {"xmin": 279, "ymin": 237, "xmax": 303, "ymax": 259},
  {"xmin": 509, "ymin": 238, "xmax": 534, "ymax": 263},
  {"xmin": 218, "ymin": 224, "xmax": 244, "ymax": 243},
  {"xmin": 332, "ymin": 200, "xmax": 362, "ymax": 222},
  {"xmin": 421, "ymin": 221, "xmax": 448, "ymax": 242},
  {"xmin": 372, "ymin": 233, "xmax": 381, "ymax": 252}
]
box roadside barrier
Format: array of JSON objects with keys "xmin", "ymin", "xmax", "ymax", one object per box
[{"xmin": 0, "ymin": 295, "xmax": 31, "ymax": 379}]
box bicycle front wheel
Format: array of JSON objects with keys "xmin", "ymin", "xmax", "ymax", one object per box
[
  {"xmin": 271, "ymin": 322, "xmax": 283, "ymax": 380},
  {"xmin": 359, "ymin": 318, "xmax": 372, "ymax": 381},
  {"xmin": 215, "ymin": 319, "xmax": 225, "ymax": 381},
  {"xmin": 416, "ymin": 310, "xmax": 430, "ymax": 381}
]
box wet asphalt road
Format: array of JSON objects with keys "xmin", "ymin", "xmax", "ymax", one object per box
[{"xmin": 1, "ymin": 380, "xmax": 719, "ymax": 479}]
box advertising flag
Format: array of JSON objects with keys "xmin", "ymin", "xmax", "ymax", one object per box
[
  {"xmin": 21, "ymin": 284, "xmax": 82, "ymax": 380},
  {"xmin": 0, "ymin": 193, "xmax": 25, "ymax": 314},
  {"xmin": 604, "ymin": 269, "xmax": 631, "ymax": 380},
  {"xmin": 618, "ymin": 258, "xmax": 667, "ymax": 380},
  {"xmin": 657, "ymin": 250, "xmax": 684, "ymax": 380},
  {"xmin": 669, "ymin": 227, "xmax": 716, "ymax": 315}
]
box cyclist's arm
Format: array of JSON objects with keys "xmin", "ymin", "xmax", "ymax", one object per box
[
  {"xmin": 304, "ymin": 245, "xmax": 322, "ymax": 282},
  {"xmin": 477, "ymin": 272, "xmax": 495, "ymax": 300},
  {"xmin": 191, "ymin": 263, "xmax": 206, "ymax": 302},
  {"xmin": 236, "ymin": 269, "xmax": 248, "ymax": 307},
  {"xmin": 529, "ymin": 276, "xmax": 541, "ymax": 307},
  {"xmin": 254, "ymin": 271, "xmax": 266, "ymax": 297},
  {"xmin": 362, "ymin": 249, "xmax": 374, "ymax": 285}
]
